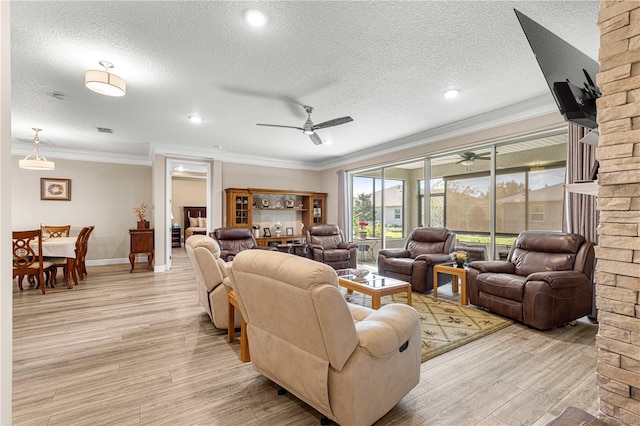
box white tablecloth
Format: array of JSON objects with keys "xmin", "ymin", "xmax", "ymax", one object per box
[{"xmin": 32, "ymin": 237, "xmax": 77, "ymax": 259}]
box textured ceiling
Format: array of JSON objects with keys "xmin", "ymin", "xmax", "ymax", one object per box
[{"xmin": 10, "ymin": 1, "xmax": 600, "ymax": 170}]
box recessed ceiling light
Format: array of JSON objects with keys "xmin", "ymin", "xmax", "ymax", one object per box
[
  {"xmin": 188, "ymin": 115, "xmax": 203, "ymax": 124},
  {"xmin": 212, "ymin": 145, "xmax": 223, "ymax": 150},
  {"xmin": 443, "ymin": 89, "xmax": 460, "ymax": 99},
  {"xmin": 245, "ymin": 9, "xmax": 268, "ymax": 27},
  {"xmin": 323, "ymin": 139, "xmax": 334, "ymax": 145}
]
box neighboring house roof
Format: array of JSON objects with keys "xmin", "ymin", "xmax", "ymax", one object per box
[{"xmin": 497, "ymin": 183, "xmax": 564, "ymax": 204}]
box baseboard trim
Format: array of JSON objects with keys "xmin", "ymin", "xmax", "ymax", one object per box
[{"xmin": 85, "ymin": 257, "xmax": 167, "ymax": 272}]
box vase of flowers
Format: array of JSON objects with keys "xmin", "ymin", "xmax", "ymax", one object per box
[
  {"xmin": 358, "ymin": 221, "xmax": 368, "ymax": 239},
  {"xmin": 252, "ymin": 224, "xmax": 260, "ymax": 239},
  {"xmin": 450, "ymin": 250, "xmax": 469, "ymax": 268},
  {"xmin": 133, "ymin": 203, "xmax": 149, "ymax": 229}
]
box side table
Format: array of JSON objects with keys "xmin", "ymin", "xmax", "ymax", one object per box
[
  {"xmin": 129, "ymin": 228, "xmax": 154, "ymax": 272},
  {"xmin": 228, "ymin": 291, "xmax": 250, "ymax": 362},
  {"xmin": 433, "ymin": 263, "xmax": 467, "ymax": 305}
]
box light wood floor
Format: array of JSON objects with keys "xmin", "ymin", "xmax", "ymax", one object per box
[{"xmin": 12, "ymin": 249, "xmax": 599, "ymax": 425}]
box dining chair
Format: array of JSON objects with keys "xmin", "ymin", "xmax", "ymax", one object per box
[
  {"xmin": 76, "ymin": 225, "xmax": 94, "ymax": 280},
  {"xmin": 45, "ymin": 226, "xmax": 90, "ymax": 286},
  {"xmin": 12, "ymin": 229, "xmax": 54, "ymax": 294},
  {"xmin": 43, "ymin": 225, "xmax": 71, "ymax": 238}
]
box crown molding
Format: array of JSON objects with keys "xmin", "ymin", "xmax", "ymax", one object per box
[{"xmin": 11, "ymin": 95, "xmax": 559, "ymax": 172}]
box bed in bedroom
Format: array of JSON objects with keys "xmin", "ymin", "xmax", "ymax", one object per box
[{"xmin": 183, "ymin": 206, "xmax": 207, "ymax": 241}]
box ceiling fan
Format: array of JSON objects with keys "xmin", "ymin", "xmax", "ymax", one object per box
[
  {"xmin": 456, "ymin": 151, "xmax": 490, "ymax": 166},
  {"xmin": 257, "ymin": 105, "xmax": 353, "ymax": 145}
]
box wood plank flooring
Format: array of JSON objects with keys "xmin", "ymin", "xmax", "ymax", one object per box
[{"xmin": 12, "ymin": 249, "xmax": 599, "ymax": 425}]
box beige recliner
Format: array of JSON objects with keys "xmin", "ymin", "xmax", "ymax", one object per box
[
  {"xmin": 228, "ymin": 250, "xmax": 421, "ymax": 426},
  {"xmin": 185, "ymin": 234, "xmax": 240, "ymax": 329}
]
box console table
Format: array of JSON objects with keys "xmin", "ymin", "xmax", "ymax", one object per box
[{"xmin": 129, "ymin": 228, "xmax": 154, "ymax": 272}]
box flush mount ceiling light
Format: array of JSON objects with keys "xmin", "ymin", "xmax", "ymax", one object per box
[
  {"xmin": 245, "ymin": 9, "xmax": 268, "ymax": 27},
  {"xmin": 443, "ymin": 88, "xmax": 460, "ymax": 99},
  {"xmin": 19, "ymin": 128, "xmax": 55, "ymax": 170},
  {"xmin": 188, "ymin": 115, "xmax": 203, "ymax": 124},
  {"xmin": 85, "ymin": 61, "xmax": 126, "ymax": 97}
]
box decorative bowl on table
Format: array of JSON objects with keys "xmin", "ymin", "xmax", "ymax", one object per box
[{"xmin": 352, "ymin": 269, "xmax": 369, "ymax": 282}]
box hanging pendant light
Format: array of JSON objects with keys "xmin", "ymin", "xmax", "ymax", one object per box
[
  {"xmin": 85, "ymin": 60, "xmax": 126, "ymax": 97},
  {"xmin": 19, "ymin": 128, "xmax": 55, "ymax": 170}
]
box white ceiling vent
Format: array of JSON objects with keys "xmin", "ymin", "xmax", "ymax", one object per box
[{"xmin": 97, "ymin": 127, "xmax": 114, "ymax": 134}]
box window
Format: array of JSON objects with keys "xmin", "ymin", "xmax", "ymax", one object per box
[
  {"xmin": 445, "ymin": 175, "xmax": 491, "ymax": 233},
  {"xmin": 348, "ymin": 130, "xmax": 567, "ymax": 260}
]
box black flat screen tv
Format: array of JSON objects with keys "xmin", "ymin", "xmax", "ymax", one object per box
[{"xmin": 515, "ymin": 9, "xmax": 600, "ymax": 129}]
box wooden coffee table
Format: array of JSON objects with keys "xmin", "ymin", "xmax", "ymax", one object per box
[{"xmin": 336, "ymin": 269, "xmax": 411, "ymax": 310}]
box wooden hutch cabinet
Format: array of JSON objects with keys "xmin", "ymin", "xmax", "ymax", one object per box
[{"xmin": 224, "ymin": 188, "xmax": 327, "ymax": 247}]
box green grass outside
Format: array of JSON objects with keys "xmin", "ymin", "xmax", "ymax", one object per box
[
  {"xmin": 456, "ymin": 235, "xmax": 516, "ymax": 245},
  {"xmin": 359, "ymin": 227, "xmax": 515, "ymax": 245}
]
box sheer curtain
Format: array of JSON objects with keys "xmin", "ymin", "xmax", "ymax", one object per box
[{"xmin": 563, "ymin": 123, "xmax": 598, "ymax": 243}]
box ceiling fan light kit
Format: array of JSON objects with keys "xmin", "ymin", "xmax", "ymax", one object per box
[
  {"xmin": 19, "ymin": 128, "xmax": 55, "ymax": 170},
  {"xmin": 257, "ymin": 105, "xmax": 353, "ymax": 146},
  {"xmin": 85, "ymin": 61, "xmax": 126, "ymax": 97}
]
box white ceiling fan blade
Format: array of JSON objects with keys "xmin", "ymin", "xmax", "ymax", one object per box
[
  {"xmin": 309, "ymin": 132, "xmax": 323, "ymax": 145},
  {"xmin": 256, "ymin": 123, "xmax": 304, "ymax": 131}
]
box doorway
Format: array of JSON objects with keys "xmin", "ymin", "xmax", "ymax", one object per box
[{"xmin": 165, "ymin": 158, "xmax": 211, "ymax": 270}]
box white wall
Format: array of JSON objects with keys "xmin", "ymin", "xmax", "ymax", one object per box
[
  {"xmin": 12, "ymin": 156, "xmax": 152, "ymax": 262},
  {"xmin": 1, "ymin": 2, "xmax": 11, "ymax": 422}
]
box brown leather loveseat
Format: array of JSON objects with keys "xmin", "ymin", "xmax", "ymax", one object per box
[
  {"xmin": 467, "ymin": 231, "xmax": 595, "ymax": 330},
  {"xmin": 377, "ymin": 227, "xmax": 456, "ymax": 293}
]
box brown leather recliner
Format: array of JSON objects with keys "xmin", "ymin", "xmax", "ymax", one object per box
[
  {"xmin": 467, "ymin": 231, "xmax": 595, "ymax": 330},
  {"xmin": 210, "ymin": 227, "xmax": 276, "ymax": 262},
  {"xmin": 377, "ymin": 227, "xmax": 456, "ymax": 293},
  {"xmin": 306, "ymin": 224, "xmax": 357, "ymax": 270}
]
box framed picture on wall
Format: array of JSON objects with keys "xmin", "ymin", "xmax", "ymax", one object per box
[{"xmin": 40, "ymin": 178, "xmax": 71, "ymax": 201}]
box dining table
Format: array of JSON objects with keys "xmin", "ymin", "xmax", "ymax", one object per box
[{"xmin": 33, "ymin": 236, "xmax": 78, "ymax": 288}]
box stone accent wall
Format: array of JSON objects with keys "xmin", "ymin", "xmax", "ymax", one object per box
[{"xmin": 596, "ymin": 1, "xmax": 640, "ymax": 425}]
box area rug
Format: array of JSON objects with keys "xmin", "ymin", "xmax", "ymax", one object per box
[{"xmin": 344, "ymin": 291, "xmax": 514, "ymax": 362}]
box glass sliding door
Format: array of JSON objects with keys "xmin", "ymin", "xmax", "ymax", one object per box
[
  {"xmin": 349, "ymin": 160, "xmax": 425, "ymax": 264},
  {"xmin": 494, "ymin": 132, "xmax": 566, "ymax": 258},
  {"xmin": 431, "ymin": 148, "xmax": 493, "ymax": 260}
]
